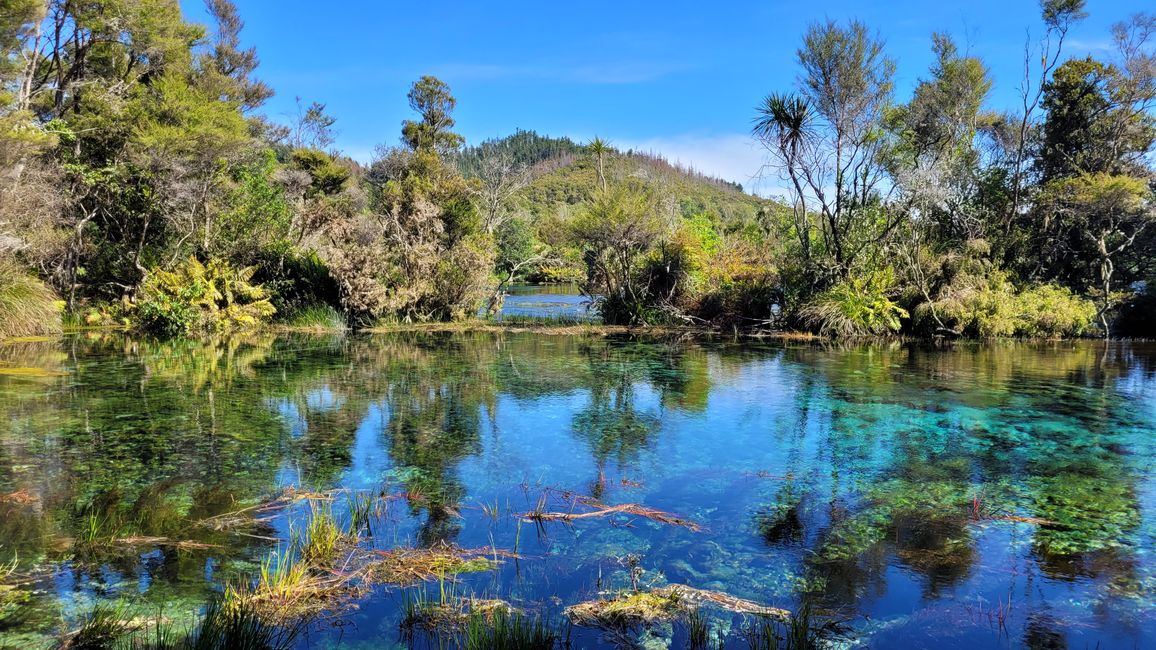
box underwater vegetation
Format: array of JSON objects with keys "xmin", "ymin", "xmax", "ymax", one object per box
[{"xmin": 0, "ymin": 333, "xmax": 1153, "ymax": 648}]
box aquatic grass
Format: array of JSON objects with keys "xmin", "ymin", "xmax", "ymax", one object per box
[
  {"xmin": 742, "ymin": 599, "xmax": 832, "ymax": 650},
  {"xmin": 0, "ymin": 548, "xmax": 16, "ymax": 580},
  {"xmin": 254, "ymin": 547, "xmax": 311, "ymax": 601},
  {"xmin": 170, "ymin": 597, "xmax": 299, "ymax": 650},
  {"xmin": 108, "ymin": 598, "xmax": 300, "ymax": 650},
  {"xmin": 345, "ymin": 491, "xmax": 381, "ymax": 537},
  {"xmin": 296, "ymin": 503, "xmax": 343, "ymax": 565},
  {"xmin": 219, "ymin": 545, "xmax": 337, "ymax": 624},
  {"xmin": 76, "ymin": 510, "xmax": 130, "ymax": 551},
  {"xmin": 490, "ymin": 313, "xmax": 593, "ymax": 327},
  {"xmin": 460, "ymin": 608, "xmax": 557, "ymax": 650},
  {"xmin": 479, "ymin": 497, "xmax": 502, "ymax": 523},
  {"xmin": 685, "ymin": 608, "xmax": 710, "ymax": 649},
  {"xmin": 55, "ymin": 602, "xmax": 135, "ymax": 649},
  {"xmin": 400, "ymin": 592, "xmax": 556, "ymax": 650}
]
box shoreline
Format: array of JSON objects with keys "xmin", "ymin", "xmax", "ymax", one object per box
[{"xmin": 4, "ymin": 320, "xmax": 1147, "ymax": 344}]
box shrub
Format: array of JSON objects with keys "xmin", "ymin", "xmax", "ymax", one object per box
[
  {"xmin": 136, "ymin": 257, "xmax": 276, "ymax": 336},
  {"xmin": 799, "ymin": 270, "xmax": 908, "ymax": 337},
  {"xmin": 1015, "ymin": 284, "xmax": 1098, "ymax": 338},
  {"xmin": 0, "ymin": 258, "xmax": 63, "ymax": 340},
  {"xmin": 251, "ymin": 244, "xmax": 343, "ymax": 318},
  {"xmin": 913, "ymin": 269, "xmax": 1096, "ymax": 338}
]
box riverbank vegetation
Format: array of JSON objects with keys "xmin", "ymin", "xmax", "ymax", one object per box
[{"xmin": 1, "ymin": 0, "xmax": 1153, "ymax": 339}]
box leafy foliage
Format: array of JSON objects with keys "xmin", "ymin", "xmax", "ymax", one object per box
[
  {"xmin": 137, "ymin": 257, "xmax": 275, "ymax": 336},
  {"xmin": 800, "ymin": 270, "xmax": 908, "ymax": 336}
]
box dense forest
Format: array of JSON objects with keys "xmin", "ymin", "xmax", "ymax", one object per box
[{"xmin": 0, "ymin": 0, "xmax": 1153, "ymax": 339}]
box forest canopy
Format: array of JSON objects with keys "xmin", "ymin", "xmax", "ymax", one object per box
[{"xmin": 0, "ymin": 0, "xmax": 1153, "ymax": 338}]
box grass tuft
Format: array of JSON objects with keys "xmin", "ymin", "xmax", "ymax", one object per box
[
  {"xmin": 0, "ymin": 259, "xmax": 62, "ymax": 341},
  {"xmin": 279, "ymin": 303, "xmax": 347, "ymax": 330}
]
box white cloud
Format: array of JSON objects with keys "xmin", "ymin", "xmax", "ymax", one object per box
[{"xmin": 613, "ymin": 133, "xmax": 785, "ymax": 197}]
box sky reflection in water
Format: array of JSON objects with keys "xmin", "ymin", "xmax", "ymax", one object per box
[{"xmin": 0, "ymin": 332, "xmax": 1154, "ymax": 649}]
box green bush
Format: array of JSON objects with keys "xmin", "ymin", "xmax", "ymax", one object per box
[
  {"xmin": 0, "ymin": 259, "xmax": 63, "ymax": 340},
  {"xmin": 913, "ymin": 269, "xmax": 1096, "ymax": 338},
  {"xmin": 251, "ymin": 244, "xmax": 343, "ymax": 318},
  {"xmin": 136, "ymin": 257, "xmax": 276, "ymax": 336},
  {"xmin": 800, "ymin": 270, "xmax": 908, "ymax": 337}
]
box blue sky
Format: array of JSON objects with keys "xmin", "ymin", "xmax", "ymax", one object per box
[{"xmin": 180, "ymin": 0, "xmax": 1134, "ymax": 193}]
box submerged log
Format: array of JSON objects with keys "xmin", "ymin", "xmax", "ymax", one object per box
[{"xmin": 520, "ymin": 500, "xmax": 701, "ymax": 531}]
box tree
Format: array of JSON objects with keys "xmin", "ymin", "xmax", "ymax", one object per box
[
  {"xmin": 754, "ymin": 93, "xmax": 815, "ymax": 265},
  {"xmin": 203, "ymin": 0, "xmax": 273, "ymax": 112},
  {"xmin": 472, "ymin": 149, "xmax": 529, "ymax": 235},
  {"xmin": 1003, "ymin": 0, "xmax": 1088, "ymax": 235},
  {"xmin": 587, "ymin": 136, "xmax": 610, "ymax": 192},
  {"xmin": 326, "ymin": 77, "xmax": 489, "ymax": 323},
  {"xmin": 572, "ymin": 181, "xmax": 673, "ymax": 325},
  {"xmin": 1028, "ymin": 16, "xmax": 1156, "ymax": 335},
  {"xmin": 754, "ymin": 20, "xmax": 897, "ymax": 278},
  {"xmin": 401, "ymin": 75, "xmax": 465, "ymax": 155},
  {"xmin": 486, "ymin": 217, "xmax": 558, "ymax": 316},
  {"xmin": 1036, "ymin": 175, "xmax": 1152, "ymax": 337},
  {"xmin": 290, "ymin": 98, "xmax": 337, "ymax": 150}
]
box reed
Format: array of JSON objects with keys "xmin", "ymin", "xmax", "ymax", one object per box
[
  {"xmin": 460, "ymin": 608, "xmax": 557, "ymax": 650},
  {"xmin": 685, "ymin": 608, "xmax": 710, "ymax": 649},
  {"xmin": 296, "ymin": 503, "xmax": 342, "ymax": 565}
]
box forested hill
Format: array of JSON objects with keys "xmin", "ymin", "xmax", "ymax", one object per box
[
  {"xmin": 458, "ymin": 130, "xmax": 774, "ymax": 228},
  {"xmin": 455, "ymin": 129, "xmax": 586, "ymax": 175}
]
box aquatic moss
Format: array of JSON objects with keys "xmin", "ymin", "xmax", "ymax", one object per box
[
  {"xmin": 1028, "ymin": 474, "xmax": 1141, "ymax": 555},
  {"xmin": 566, "ymin": 590, "xmax": 686, "ymax": 628}
]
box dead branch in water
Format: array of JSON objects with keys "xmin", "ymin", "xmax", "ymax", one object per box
[
  {"xmin": 520, "ymin": 499, "xmax": 701, "ymax": 532},
  {"xmin": 985, "ymin": 514, "xmax": 1063, "ymax": 527}
]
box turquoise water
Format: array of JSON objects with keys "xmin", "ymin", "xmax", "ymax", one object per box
[{"xmin": 0, "ymin": 332, "xmax": 1154, "ymax": 648}]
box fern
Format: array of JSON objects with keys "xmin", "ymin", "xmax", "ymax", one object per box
[{"xmin": 137, "ymin": 257, "xmax": 275, "ymax": 336}]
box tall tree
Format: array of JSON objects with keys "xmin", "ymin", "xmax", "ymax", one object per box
[
  {"xmin": 1031, "ymin": 14, "xmax": 1156, "ymax": 335},
  {"xmin": 203, "ymin": 0, "xmax": 272, "ymax": 112},
  {"xmin": 401, "ymin": 75, "xmax": 465, "ymax": 155},
  {"xmin": 1003, "ymin": 0, "xmax": 1088, "ymax": 235},
  {"xmin": 587, "ymin": 136, "xmax": 610, "ymax": 192},
  {"xmin": 755, "ymin": 19, "xmax": 896, "ymax": 278}
]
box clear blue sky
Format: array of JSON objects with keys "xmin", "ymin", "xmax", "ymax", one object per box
[{"xmin": 180, "ymin": 0, "xmax": 1135, "ymax": 192}]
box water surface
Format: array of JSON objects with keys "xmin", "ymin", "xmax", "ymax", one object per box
[{"xmin": 0, "ymin": 333, "xmax": 1154, "ymax": 648}]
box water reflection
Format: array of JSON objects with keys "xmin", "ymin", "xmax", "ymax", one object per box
[{"xmin": 0, "ymin": 334, "xmax": 1153, "ymax": 648}]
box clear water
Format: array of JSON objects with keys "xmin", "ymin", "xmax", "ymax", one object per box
[
  {"xmin": 489, "ymin": 283, "xmax": 598, "ymax": 321},
  {"xmin": 1, "ymin": 332, "xmax": 1154, "ymax": 649}
]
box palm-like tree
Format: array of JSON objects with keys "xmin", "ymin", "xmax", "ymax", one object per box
[
  {"xmin": 587, "ymin": 136, "xmax": 611, "ymax": 192},
  {"xmin": 753, "ymin": 93, "xmax": 812, "ymax": 162},
  {"xmin": 753, "ymin": 93, "xmax": 815, "ymax": 261}
]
